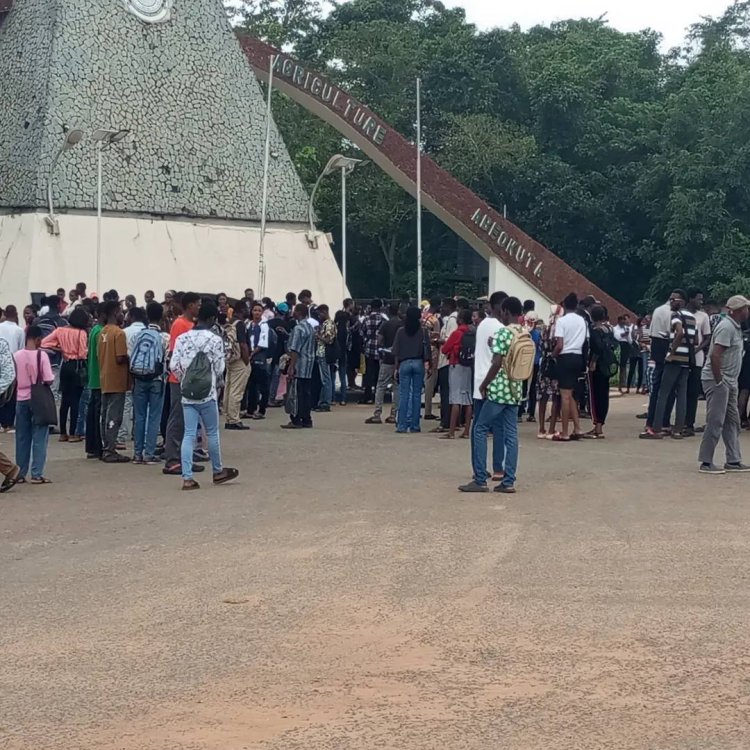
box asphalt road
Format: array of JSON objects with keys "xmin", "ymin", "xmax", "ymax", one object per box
[{"xmin": 1, "ymin": 395, "xmax": 749, "ymax": 749}]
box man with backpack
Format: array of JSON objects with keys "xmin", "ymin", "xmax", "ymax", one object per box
[
  {"xmin": 459, "ymin": 297, "xmax": 533, "ymax": 494},
  {"xmin": 223, "ymin": 307, "xmax": 251, "ymax": 430},
  {"xmin": 170, "ymin": 300, "xmax": 238, "ymax": 491},
  {"xmin": 365, "ymin": 302, "xmax": 402, "ymax": 425},
  {"xmin": 440, "ymin": 308, "xmax": 474, "ymax": 439},
  {"xmin": 33, "ymin": 294, "xmax": 69, "ymax": 402},
  {"xmin": 586, "ymin": 305, "xmax": 618, "ymax": 439},
  {"xmin": 130, "ymin": 302, "xmax": 169, "ymax": 463}
]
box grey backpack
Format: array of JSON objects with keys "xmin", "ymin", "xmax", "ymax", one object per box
[{"xmin": 181, "ymin": 349, "xmax": 212, "ymax": 400}]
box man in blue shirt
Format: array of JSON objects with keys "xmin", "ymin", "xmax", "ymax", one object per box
[{"xmin": 283, "ymin": 303, "xmax": 316, "ymax": 430}]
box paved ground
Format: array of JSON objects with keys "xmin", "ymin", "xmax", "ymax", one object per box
[{"xmin": 1, "ymin": 395, "xmax": 749, "ymax": 749}]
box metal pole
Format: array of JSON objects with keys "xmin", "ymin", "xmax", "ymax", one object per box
[
  {"xmin": 416, "ymin": 78, "xmax": 423, "ymax": 304},
  {"xmin": 96, "ymin": 142, "xmax": 103, "ymax": 293},
  {"xmin": 341, "ymin": 166, "xmax": 347, "ymax": 299},
  {"xmin": 258, "ymin": 54, "xmax": 276, "ymax": 299}
]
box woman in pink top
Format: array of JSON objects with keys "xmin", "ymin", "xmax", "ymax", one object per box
[
  {"xmin": 42, "ymin": 307, "xmax": 89, "ymax": 442},
  {"xmin": 14, "ymin": 325, "xmax": 54, "ymax": 484}
]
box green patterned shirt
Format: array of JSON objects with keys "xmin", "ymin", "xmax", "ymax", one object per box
[{"xmin": 486, "ymin": 326, "xmax": 522, "ymax": 405}]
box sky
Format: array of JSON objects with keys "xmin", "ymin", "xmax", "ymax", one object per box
[{"xmin": 441, "ymin": 0, "xmax": 732, "ymax": 49}]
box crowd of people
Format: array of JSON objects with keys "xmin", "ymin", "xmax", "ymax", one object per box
[{"xmin": 0, "ymin": 281, "xmax": 745, "ymax": 495}]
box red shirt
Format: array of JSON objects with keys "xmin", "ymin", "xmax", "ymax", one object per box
[
  {"xmin": 441, "ymin": 324, "xmax": 470, "ymax": 366},
  {"xmin": 167, "ymin": 317, "xmax": 194, "ymax": 384}
]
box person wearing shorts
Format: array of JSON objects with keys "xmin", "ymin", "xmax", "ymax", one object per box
[{"xmin": 552, "ymin": 293, "xmax": 588, "ymax": 441}]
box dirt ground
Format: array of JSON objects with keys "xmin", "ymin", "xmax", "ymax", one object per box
[{"xmin": 1, "ymin": 394, "xmax": 749, "ymax": 749}]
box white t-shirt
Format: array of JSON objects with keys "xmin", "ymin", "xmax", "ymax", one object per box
[
  {"xmin": 473, "ymin": 316, "xmax": 504, "ymax": 400},
  {"xmin": 555, "ymin": 312, "xmax": 588, "ymax": 355},
  {"xmin": 693, "ymin": 309, "xmax": 711, "ymax": 368},
  {"xmin": 0, "ymin": 320, "xmax": 25, "ymax": 354}
]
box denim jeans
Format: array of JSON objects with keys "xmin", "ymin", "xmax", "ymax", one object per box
[
  {"xmin": 76, "ymin": 387, "xmax": 90, "ymax": 437},
  {"xmin": 181, "ymin": 399, "xmax": 223, "ymax": 480},
  {"xmin": 133, "ymin": 378, "xmax": 166, "ymax": 459},
  {"xmin": 471, "ymin": 398, "xmax": 505, "ymax": 476},
  {"xmin": 317, "ymin": 356, "xmax": 332, "ymax": 408},
  {"xmin": 397, "ymin": 359, "xmax": 425, "ymax": 432},
  {"xmin": 335, "ymin": 352, "xmax": 348, "ymax": 402},
  {"xmin": 471, "ymin": 400, "xmax": 518, "ymax": 488},
  {"xmin": 15, "ymin": 400, "xmax": 49, "ymax": 480}
]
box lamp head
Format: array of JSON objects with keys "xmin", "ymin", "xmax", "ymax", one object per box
[
  {"xmin": 63, "ymin": 129, "xmax": 85, "ymax": 150},
  {"xmin": 323, "ymin": 154, "xmax": 364, "ymax": 176}
]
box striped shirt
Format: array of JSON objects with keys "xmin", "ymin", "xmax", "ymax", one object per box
[{"xmin": 669, "ymin": 310, "xmax": 696, "ymax": 366}]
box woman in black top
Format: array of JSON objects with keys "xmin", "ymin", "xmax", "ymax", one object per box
[
  {"xmin": 392, "ymin": 307, "xmax": 432, "ymax": 434},
  {"xmin": 586, "ymin": 305, "xmax": 614, "ymax": 439}
]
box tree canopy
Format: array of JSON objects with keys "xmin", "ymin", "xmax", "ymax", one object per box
[{"xmin": 230, "ymin": 0, "xmax": 750, "ymax": 310}]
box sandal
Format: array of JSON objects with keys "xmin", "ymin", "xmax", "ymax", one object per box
[
  {"xmin": 213, "ymin": 467, "xmax": 239, "ymax": 485},
  {"xmin": 182, "ymin": 479, "xmax": 200, "ymax": 491},
  {"xmin": 537, "ymin": 432, "xmax": 548, "ymax": 439},
  {"xmin": 30, "ymin": 477, "xmax": 52, "ymax": 485},
  {"xmin": 0, "ymin": 469, "xmax": 20, "ymax": 493},
  {"xmin": 582, "ymin": 431, "xmax": 604, "ymax": 439}
]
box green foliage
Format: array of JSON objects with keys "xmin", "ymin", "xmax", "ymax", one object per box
[{"xmin": 230, "ymin": 0, "xmax": 750, "ymax": 311}]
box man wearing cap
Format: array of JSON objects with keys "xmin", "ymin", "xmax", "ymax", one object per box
[{"xmin": 698, "ymin": 295, "xmax": 750, "ymax": 474}]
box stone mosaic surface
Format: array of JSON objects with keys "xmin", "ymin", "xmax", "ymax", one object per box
[{"xmin": 0, "ymin": 0, "xmax": 310, "ymax": 223}]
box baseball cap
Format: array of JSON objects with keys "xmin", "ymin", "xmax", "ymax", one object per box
[{"xmin": 726, "ymin": 295, "xmax": 750, "ymax": 311}]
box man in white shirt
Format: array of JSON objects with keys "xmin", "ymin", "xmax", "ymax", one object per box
[
  {"xmin": 471, "ymin": 291, "xmax": 507, "ymax": 480},
  {"xmin": 685, "ymin": 288, "xmax": 712, "ymax": 435},
  {"xmin": 552, "ymin": 293, "xmax": 589, "ymax": 440},
  {"xmin": 613, "ymin": 314, "xmax": 633, "ymax": 392},
  {"xmin": 170, "ymin": 300, "xmax": 238, "ymax": 491},
  {"xmin": 644, "ymin": 296, "xmax": 673, "ymax": 426},
  {"xmin": 0, "ymin": 305, "xmax": 26, "ymax": 354}
]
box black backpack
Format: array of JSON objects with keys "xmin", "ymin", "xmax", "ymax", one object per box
[
  {"xmin": 596, "ymin": 327, "xmax": 620, "ymax": 377},
  {"xmin": 458, "ymin": 327, "xmax": 476, "ymax": 367}
]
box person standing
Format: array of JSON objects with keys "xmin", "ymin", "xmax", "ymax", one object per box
[
  {"xmin": 552, "ymin": 293, "xmax": 588, "ymax": 441},
  {"xmin": 131, "ymin": 302, "xmax": 169, "ymax": 464},
  {"xmin": 422, "ymin": 299, "xmax": 442, "ymax": 421},
  {"xmin": 613, "ymin": 315, "xmax": 632, "ymax": 393},
  {"xmin": 685, "ymin": 288, "xmax": 712, "ymax": 436},
  {"xmin": 85, "ymin": 306, "xmax": 105, "ymax": 459},
  {"xmin": 0, "ymin": 336, "xmax": 20, "ymax": 491},
  {"xmin": 643, "ymin": 295, "xmax": 673, "ymax": 425},
  {"xmin": 314, "ymin": 304, "xmax": 336, "ymax": 412},
  {"xmin": 245, "ymin": 301, "xmax": 274, "ymax": 419},
  {"xmin": 333, "ymin": 300, "xmax": 353, "ymax": 405},
  {"xmin": 366, "ymin": 302, "xmax": 403, "ymax": 425},
  {"xmin": 97, "ymin": 301, "xmax": 130, "ymax": 463},
  {"xmin": 460, "ymin": 297, "xmax": 525, "ymax": 494},
  {"xmin": 641, "ymin": 289, "xmax": 696, "ymax": 440},
  {"xmin": 163, "ymin": 293, "xmax": 202, "ymax": 475},
  {"xmin": 283, "ymin": 304, "xmax": 316, "ymax": 429},
  {"xmin": 440, "ymin": 308, "xmax": 474, "ymax": 439},
  {"xmin": 223, "ymin": 306, "xmax": 251, "ymax": 430},
  {"xmin": 0, "ymin": 305, "xmax": 26, "ymax": 354},
  {"xmin": 170, "ymin": 300, "xmax": 238, "ymax": 490},
  {"xmin": 34, "ymin": 295, "xmax": 69, "ymax": 402},
  {"xmin": 392, "ymin": 307, "xmax": 431, "ymax": 434},
  {"xmin": 698, "ymin": 296, "xmax": 750, "ymax": 474},
  {"xmin": 41, "ymin": 307, "xmax": 89, "ymax": 443},
  {"xmin": 433, "ymin": 298, "xmax": 458, "ymax": 433},
  {"xmin": 14, "ymin": 326, "xmax": 54, "ymax": 484},
  {"xmin": 586, "ymin": 305, "xmax": 616, "ymax": 439},
  {"xmin": 360, "ymin": 299, "xmax": 385, "ymax": 404}
]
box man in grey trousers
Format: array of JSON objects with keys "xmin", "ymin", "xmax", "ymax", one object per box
[{"xmin": 698, "ymin": 295, "xmax": 750, "ymax": 474}]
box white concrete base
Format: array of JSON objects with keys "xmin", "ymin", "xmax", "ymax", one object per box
[
  {"xmin": 488, "ymin": 255, "xmax": 551, "ymax": 312},
  {"xmin": 0, "ymin": 211, "xmax": 348, "ymax": 307}
]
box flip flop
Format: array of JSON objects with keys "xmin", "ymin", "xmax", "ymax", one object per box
[
  {"xmin": 0, "ymin": 470, "xmax": 20, "ymax": 493},
  {"xmin": 213, "ymin": 468, "xmax": 239, "ymax": 485},
  {"xmin": 536, "ymin": 432, "xmax": 548, "ymax": 439},
  {"xmin": 30, "ymin": 477, "xmax": 52, "ymax": 485}
]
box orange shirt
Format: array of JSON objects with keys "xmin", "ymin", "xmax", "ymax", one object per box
[
  {"xmin": 42, "ymin": 327, "xmax": 89, "ymax": 360},
  {"xmin": 167, "ymin": 316, "xmax": 195, "ymax": 384}
]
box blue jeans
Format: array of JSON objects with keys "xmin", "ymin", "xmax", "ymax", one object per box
[
  {"xmin": 336, "ymin": 353, "xmax": 348, "ymax": 402},
  {"xmin": 317, "ymin": 356, "xmax": 332, "ymax": 408},
  {"xmin": 15, "ymin": 400, "xmax": 49, "ymax": 480},
  {"xmin": 471, "ymin": 400, "xmax": 519, "ymax": 488},
  {"xmin": 181, "ymin": 400, "xmax": 222, "ymax": 480},
  {"xmin": 76, "ymin": 387, "xmax": 90, "ymax": 437},
  {"xmin": 133, "ymin": 378, "xmax": 166, "ymax": 459},
  {"xmin": 471, "ymin": 398, "xmax": 505, "ymax": 477},
  {"xmin": 397, "ymin": 359, "xmax": 425, "ymax": 432}
]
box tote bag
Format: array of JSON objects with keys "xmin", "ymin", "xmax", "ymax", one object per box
[{"xmin": 30, "ymin": 350, "xmax": 57, "ymax": 427}]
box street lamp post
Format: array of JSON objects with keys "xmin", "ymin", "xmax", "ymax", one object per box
[
  {"xmin": 45, "ymin": 129, "xmax": 85, "ymax": 235},
  {"xmin": 308, "ymin": 154, "xmax": 363, "ymax": 297},
  {"xmin": 91, "ymin": 128, "xmax": 130, "ymax": 293}
]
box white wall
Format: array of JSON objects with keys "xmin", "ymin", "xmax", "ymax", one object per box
[
  {"xmin": 0, "ymin": 211, "xmax": 348, "ymax": 307},
  {"xmin": 488, "ymin": 256, "xmax": 551, "ymax": 311}
]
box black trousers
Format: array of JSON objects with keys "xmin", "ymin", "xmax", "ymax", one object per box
[
  {"xmin": 60, "ymin": 359, "xmax": 85, "ymax": 437},
  {"xmin": 618, "ymin": 342, "xmax": 630, "ymax": 387},
  {"xmin": 292, "ymin": 377, "xmax": 313, "ymax": 427},
  {"xmin": 247, "ymin": 364, "xmax": 270, "ymax": 415},
  {"xmin": 164, "ymin": 382, "xmax": 184, "ymax": 466},
  {"xmin": 362, "ymin": 356, "xmax": 379, "ymax": 401},
  {"xmin": 527, "ymin": 363, "xmax": 540, "ymax": 418},
  {"xmin": 438, "ymin": 366, "xmax": 450, "ymax": 428},
  {"xmin": 589, "ymin": 369, "xmax": 610, "ymax": 426},
  {"xmin": 85, "ymin": 388, "xmax": 102, "ymax": 457}
]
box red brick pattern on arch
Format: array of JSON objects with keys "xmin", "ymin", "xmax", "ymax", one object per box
[{"xmin": 240, "ymin": 35, "xmax": 632, "ymax": 318}]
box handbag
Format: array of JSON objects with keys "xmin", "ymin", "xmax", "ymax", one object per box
[{"xmin": 30, "ymin": 350, "xmax": 57, "ymax": 426}]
